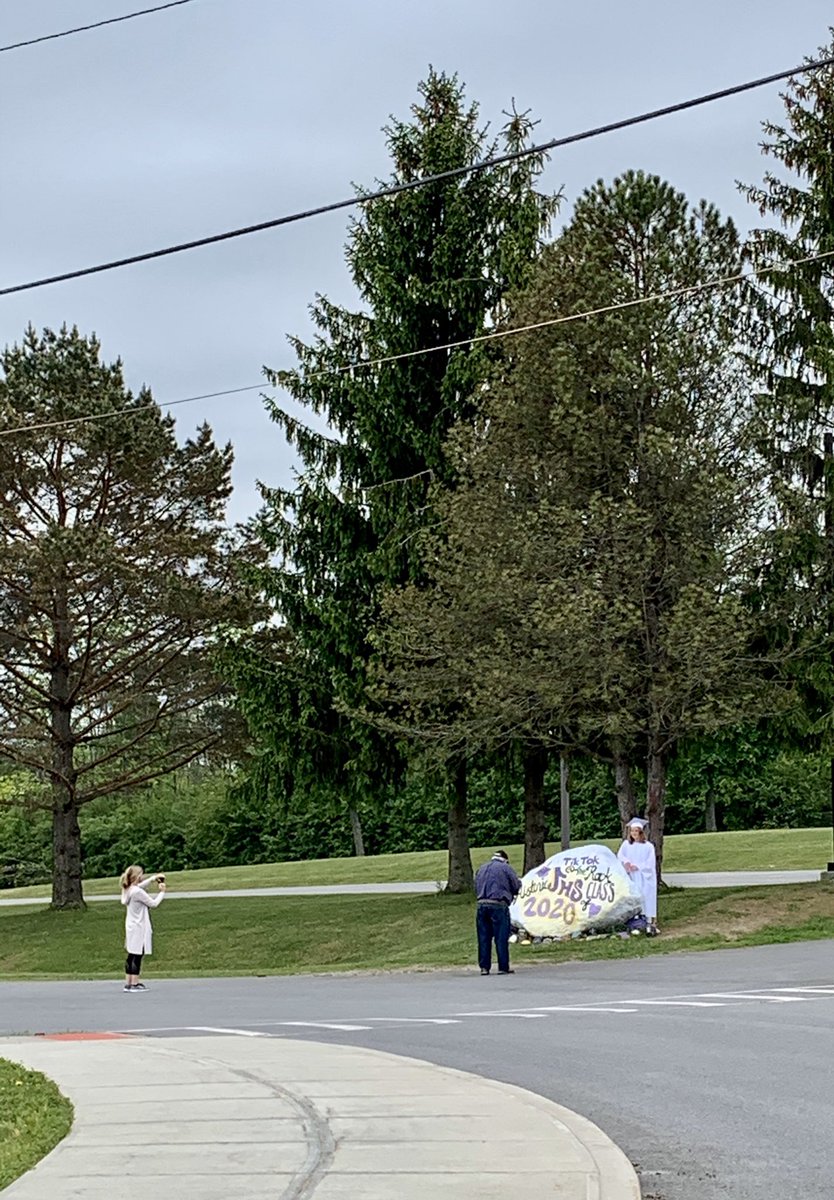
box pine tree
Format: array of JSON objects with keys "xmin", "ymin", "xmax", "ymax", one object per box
[
  {"xmin": 740, "ymin": 38, "xmax": 834, "ymax": 856},
  {"xmin": 0, "ymin": 326, "xmax": 251, "ymax": 907},
  {"xmin": 237, "ymin": 71, "xmax": 558, "ymax": 890},
  {"xmin": 741, "ymin": 39, "xmax": 834, "ymax": 421},
  {"xmin": 375, "ymin": 172, "xmax": 774, "ymax": 874}
]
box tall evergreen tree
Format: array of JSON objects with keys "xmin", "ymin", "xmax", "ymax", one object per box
[
  {"xmin": 236, "ymin": 71, "xmax": 558, "ymax": 890},
  {"xmin": 741, "ymin": 39, "xmax": 834, "ymax": 425},
  {"xmin": 375, "ymin": 172, "xmax": 775, "ymax": 874},
  {"xmin": 0, "ymin": 326, "xmax": 251, "ymax": 908},
  {"xmin": 740, "ymin": 41, "xmax": 834, "ymax": 854}
]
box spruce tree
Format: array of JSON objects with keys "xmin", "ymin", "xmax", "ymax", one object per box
[
  {"xmin": 237, "ymin": 71, "xmax": 557, "ymax": 890},
  {"xmin": 740, "ymin": 39, "xmax": 834, "ymax": 860}
]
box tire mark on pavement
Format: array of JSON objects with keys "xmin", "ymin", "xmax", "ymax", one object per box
[{"xmin": 133, "ymin": 1037, "xmax": 336, "ymax": 1199}]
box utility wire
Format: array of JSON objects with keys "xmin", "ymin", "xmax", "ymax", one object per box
[
  {"xmin": 0, "ymin": 1, "xmax": 197, "ymax": 54},
  {"xmin": 3, "ymin": 247, "xmax": 832, "ymax": 439},
  {"xmin": 0, "ymin": 383, "xmax": 265, "ymax": 437},
  {"xmin": 305, "ymin": 247, "xmax": 834, "ymax": 377},
  {"xmin": 2, "ymin": 53, "xmax": 834, "ymax": 297}
]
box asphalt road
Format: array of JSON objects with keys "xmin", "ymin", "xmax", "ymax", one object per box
[{"xmin": 2, "ymin": 940, "xmax": 832, "ymax": 1199}]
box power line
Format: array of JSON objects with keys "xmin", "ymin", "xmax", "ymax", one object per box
[
  {"xmin": 315, "ymin": 248, "xmax": 834, "ymax": 377},
  {"xmin": 3, "ymin": 247, "xmax": 832, "ymax": 439},
  {"xmin": 2, "ymin": 52, "xmax": 834, "ymax": 298},
  {"xmin": 0, "ymin": 383, "xmax": 265, "ymax": 437},
  {"xmin": 0, "ymin": 1, "xmax": 197, "ymax": 54}
]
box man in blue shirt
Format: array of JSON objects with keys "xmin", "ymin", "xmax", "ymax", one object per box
[{"xmin": 474, "ymin": 850, "xmax": 522, "ymax": 975}]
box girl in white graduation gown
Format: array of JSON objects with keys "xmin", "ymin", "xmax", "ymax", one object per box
[{"xmin": 617, "ymin": 818, "xmax": 658, "ymax": 934}]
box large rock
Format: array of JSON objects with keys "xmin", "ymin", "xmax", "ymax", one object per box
[{"xmin": 510, "ymin": 844, "xmax": 643, "ymax": 939}]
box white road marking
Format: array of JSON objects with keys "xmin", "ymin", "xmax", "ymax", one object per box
[
  {"xmin": 480, "ymin": 983, "xmax": 834, "ymax": 1018},
  {"xmin": 363, "ymin": 1017, "xmax": 461, "ymax": 1025},
  {"xmin": 461, "ymin": 1011, "xmax": 547, "ymax": 1019},
  {"xmin": 278, "ymin": 1021, "xmax": 372, "ymax": 1031},
  {"xmin": 693, "ymin": 993, "xmax": 810, "ymax": 1003},
  {"xmin": 625, "ymin": 999, "xmax": 729, "ymax": 1008},
  {"xmin": 187, "ymin": 1025, "xmax": 270, "ymax": 1036},
  {"xmin": 769, "ymin": 986, "xmax": 834, "ymax": 994},
  {"xmin": 115, "ymin": 1024, "xmax": 280, "ymax": 1036},
  {"xmin": 110, "ymin": 981, "xmax": 834, "ymax": 1041},
  {"xmin": 118, "ymin": 1026, "xmax": 193, "ymax": 1033},
  {"xmin": 533, "ymin": 1006, "xmax": 640, "ymax": 1014}
]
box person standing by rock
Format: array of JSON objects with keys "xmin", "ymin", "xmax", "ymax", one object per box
[
  {"xmin": 120, "ymin": 865, "xmax": 166, "ymax": 991},
  {"xmin": 617, "ymin": 818, "xmax": 658, "ymax": 935},
  {"xmin": 474, "ymin": 850, "xmax": 522, "ymax": 975}
]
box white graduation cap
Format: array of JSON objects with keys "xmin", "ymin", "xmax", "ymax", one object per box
[{"xmin": 627, "ymin": 817, "xmax": 649, "ymax": 830}]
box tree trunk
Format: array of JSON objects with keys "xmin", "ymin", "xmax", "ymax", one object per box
[
  {"xmin": 645, "ymin": 741, "xmax": 667, "ymax": 882},
  {"xmin": 704, "ymin": 791, "xmax": 717, "ymax": 833},
  {"xmin": 613, "ymin": 744, "xmax": 637, "ymax": 831},
  {"xmin": 559, "ymin": 752, "xmax": 571, "ymax": 852},
  {"xmin": 50, "ymin": 590, "xmax": 84, "ymax": 909},
  {"xmin": 348, "ymin": 807, "xmax": 366, "ymax": 856},
  {"xmin": 445, "ymin": 757, "xmax": 473, "ymax": 893},
  {"xmin": 522, "ymin": 743, "xmax": 548, "ymax": 873},
  {"xmin": 52, "ymin": 799, "xmax": 84, "ymax": 909}
]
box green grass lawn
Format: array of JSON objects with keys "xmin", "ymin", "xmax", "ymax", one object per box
[
  {"xmin": 1, "ymin": 883, "xmax": 833, "ymax": 983},
  {"xmin": 0, "ymin": 1059, "xmax": 73, "ymax": 1189},
  {"xmin": 2, "ymin": 826, "xmax": 832, "ymax": 903}
]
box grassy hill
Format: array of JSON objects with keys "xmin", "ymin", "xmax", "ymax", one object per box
[
  {"xmin": 1, "ymin": 826, "xmax": 831, "ymax": 901},
  {"xmin": 2, "ymin": 882, "xmax": 833, "ymax": 980}
]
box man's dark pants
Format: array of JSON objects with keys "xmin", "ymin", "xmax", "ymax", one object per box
[{"xmin": 476, "ymin": 902, "xmax": 511, "ymax": 972}]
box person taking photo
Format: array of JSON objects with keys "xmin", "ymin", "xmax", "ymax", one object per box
[
  {"xmin": 120, "ymin": 865, "xmax": 166, "ymax": 992},
  {"xmin": 474, "ymin": 850, "xmax": 521, "ymax": 975}
]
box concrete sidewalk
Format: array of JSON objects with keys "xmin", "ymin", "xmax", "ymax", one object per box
[
  {"xmin": 0, "ymin": 881, "xmax": 441, "ymax": 906},
  {"xmin": 666, "ymin": 869, "xmax": 819, "ymax": 887},
  {"xmin": 0, "ymin": 868, "xmax": 822, "ymax": 906},
  {"xmin": 2, "ymin": 1033, "xmax": 640, "ymax": 1199}
]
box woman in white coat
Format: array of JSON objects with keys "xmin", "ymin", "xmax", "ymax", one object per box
[
  {"xmin": 617, "ymin": 818, "xmax": 658, "ymax": 934},
  {"xmin": 120, "ymin": 865, "xmax": 166, "ymax": 992}
]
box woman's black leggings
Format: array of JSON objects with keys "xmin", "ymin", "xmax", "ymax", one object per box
[{"xmin": 125, "ymin": 952, "xmax": 143, "ymax": 976}]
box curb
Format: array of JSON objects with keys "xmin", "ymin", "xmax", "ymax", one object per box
[
  {"xmin": 310, "ymin": 1040, "xmax": 642, "ymax": 1199},
  {"xmin": 0, "ymin": 1033, "xmax": 641, "ymax": 1199}
]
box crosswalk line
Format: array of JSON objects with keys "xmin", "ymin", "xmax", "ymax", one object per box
[
  {"xmin": 460, "ymin": 1011, "xmax": 548, "ymax": 1019},
  {"xmin": 769, "ymin": 986, "xmax": 834, "ymax": 994},
  {"xmin": 188, "ymin": 1025, "xmax": 271, "ymax": 1037},
  {"xmin": 626, "ymin": 999, "xmax": 728, "ymax": 1008},
  {"xmin": 279, "ymin": 1021, "xmax": 372, "ymax": 1031},
  {"xmin": 694, "ymin": 993, "xmax": 810, "ymax": 1003},
  {"xmin": 365, "ymin": 1018, "xmax": 461, "ymax": 1025},
  {"xmin": 534, "ymin": 1006, "xmax": 640, "ymax": 1014}
]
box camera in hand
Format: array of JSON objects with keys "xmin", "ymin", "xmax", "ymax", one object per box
[{"xmin": 157, "ymin": 874, "xmax": 166, "ymax": 883}]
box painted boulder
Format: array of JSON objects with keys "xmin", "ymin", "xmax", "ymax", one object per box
[{"xmin": 510, "ymin": 844, "xmax": 643, "ymax": 939}]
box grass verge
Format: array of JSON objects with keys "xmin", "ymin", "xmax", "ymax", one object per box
[
  {"xmin": 0, "ymin": 1059, "xmax": 73, "ymax": 1189},
  {"xmin": 2, "ymin": 826, "xmax": 832, "ymax": 902},
  {"xmin": 1, "ymin": 883, "xmax": 832, "ymax": 981}
]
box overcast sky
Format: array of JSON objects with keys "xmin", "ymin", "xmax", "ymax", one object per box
[{"xmin": 1, "ymin": 0, "xmax": 832, "ymax": 523}]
